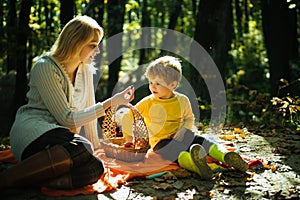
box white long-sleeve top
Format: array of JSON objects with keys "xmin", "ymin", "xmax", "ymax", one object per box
[{"xmin": 9, "ymin": 55, "xmax": 105, "ymax": 161}]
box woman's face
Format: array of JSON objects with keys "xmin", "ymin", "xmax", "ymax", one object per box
[
  {"xmin": 79, "ymin": 31, "xmax": 101, "ymax": 64},
  {"xmin": 148, "ymin": 76, "xmax": 176, "ymax": 99}
]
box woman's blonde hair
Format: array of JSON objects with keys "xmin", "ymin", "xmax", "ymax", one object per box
[
  {"xmin": 145, "ymin": 56, "xmax": 182, "ymax": 85},
  {"xmin": 50, "ymin": 16, "xmax": 103, "ymax": 64}
]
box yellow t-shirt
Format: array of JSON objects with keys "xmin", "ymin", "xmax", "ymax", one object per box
[{"xmin": 128, "ymin": 92, "xmax": 194, "ymax": 149}]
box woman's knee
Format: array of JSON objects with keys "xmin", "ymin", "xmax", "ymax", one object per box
[
  {"xmin": 70, "ymin": 157, "xmax": 104, "ymax": 187},
  {"xmin": 90, "ymin": 157, "xmax": 104, "ymax": 180},
  {"xmin": 63, "ymin": 142, "xmax": 94, "ymax": 167}
]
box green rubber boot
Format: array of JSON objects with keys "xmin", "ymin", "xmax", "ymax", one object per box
[
  {"xmin": 209, "ymin": 144, "xmax": 248, "ymax": 172},
  {"xmin": 178, "ymin": 144, "xmax": 212, "ymax": 180}
]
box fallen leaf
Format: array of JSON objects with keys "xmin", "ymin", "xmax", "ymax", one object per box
[
  {"xmin": 264, "ymin": 164, "xmax": 270, "ymax": 169},
  {"xmin": 271, "ymin": 165, "xmax": 277, "ymax": 172},
  {"xmin": 172, "ymin": 181, "xmax": 184, "ymax": 189},
  {"xmin": 219, "ymin": 135, "xmax": 237, "ymax": 141},
  {"xmin": 153, "ymin": 178, "xmax": 164, "ymax": 182},
  {"xmin": 170, "ymin": 168, "xmax": 191, "ymax": 178},
  {"xmin": 234, "ymin": 128, "xmax": 243, "ymax": 134},
  {"xmin": 152, "ymin": 183, "xmax": 173, "ymax": 190},
  {"xmin": 226, "ymin": 131, "xmax": 233, "ymax": 135},
  {"xmin": 223, "ymin": 189, "xmax": 231, "ymax": 194},
  {"xmin": 239, "ymin": 146, "xmax": 254, "ymax": 152},
  {"xmin": 161, "ymin": 172, "xmax": 177, "ymax": 180}
]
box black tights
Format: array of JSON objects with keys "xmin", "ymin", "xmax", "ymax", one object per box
[
  {"xmin": 21, "ymin": 128, "xmax": 104, "ymax": 188},
  {"xmin": 153, "ymin": 130, "xmax": 215, "ymax": 162}
]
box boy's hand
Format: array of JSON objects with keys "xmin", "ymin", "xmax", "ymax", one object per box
[{"xmin": 173, "ymin": 127, "xmax": 186, "ymax": 142}]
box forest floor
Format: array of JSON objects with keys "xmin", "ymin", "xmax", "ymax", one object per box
[{"xmin": 0, "ymin": 126, "xmax": 300, "ymax": 200}]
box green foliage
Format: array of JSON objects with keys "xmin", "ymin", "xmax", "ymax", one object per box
[
  {"xmin": 196, "ymin": 96, "xmax": 213, "ymax": 127},
  {"xmin": 271, "ymin": 96, "xmax": 300, "ymax": 130},
  {"xmin": 225, "ymin": 69, "xmax": 270, "ymax": 126},
  {"xmin": 123, "ymin": 0, "xmax": 140, "ymax": 30},
  {"xmin": 269, "ymin": 78, "xmax": 300, "ymax": 130},
  {"xmin": 226, "ymin": 18, "xmax": 270, "ymax": 125},
  {"xmin": 0, "ymin": 0, "xmax": 299, "ymax": 132},
  {"xmin": 0, "ymin": 137, "xmax": 10, "ymax": 150},
  {"xmin": 225, "ymin": 76, "xmax": 300, "ymax": 130},
  {"xmin": 228, "ymin": 20, "xmax": 269, "ymax": 91}
]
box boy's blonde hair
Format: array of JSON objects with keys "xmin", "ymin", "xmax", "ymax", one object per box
[
  {"xmin": 145, "ymin": 56, "xmax": 182, "ymax": 85},
  {"xmin": 50, "ymin": 16, "xmax": 104, "ymax": 64}
]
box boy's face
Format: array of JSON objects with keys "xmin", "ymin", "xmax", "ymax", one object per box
[{"xmin": 148, "ymin": 76, "xmax": 177, "ymax": 99}]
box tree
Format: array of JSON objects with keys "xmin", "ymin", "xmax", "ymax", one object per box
[
  {"xmin": 261, "ymin": 0, "xmax": 290, "ymax": 96},
  {"xmin": 138, "ymin": 0, "xmax": 151, "ymax": 65},
  {"xmin": 287, "ymin": 0, "xmax": 299, "ymax": 62},
  {"xmin": 160, "ymin": 0, "xmax": 183, "ymax": 56},
  {"xmin": 0, "ymin": 1, "xmax": 4, "ymax": 58},
  {"xmin": 287, "ymin": 0, "xmax": 300, "ymax": 96},
  {"xmin": 6, "ymin": 0, "xmax": 17, "ymax": 73},
  {"xmin": 234, "ymin": 0, "xmax": 250, "ymax": 42},
  {"xmin": 190, "ymin": 0, "xmax": 233, "ymax": 102},
  {"xmin": 14, "ymin": 0, "xmax": 33, "ymax": 108},
  {"xmin": 83, "ymin": 0, "xmax": 104, "ymax": 26},
  {"xmin": 60, "ymin": 0, "xmax": 74, "ymax": 27},
  {"xmin": 106, "ymin": 0, "xmax": 128, "ymax": 96}
]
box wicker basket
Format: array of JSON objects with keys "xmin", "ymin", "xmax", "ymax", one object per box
[{"xmin": 100, "ymin": 104, "xmax": 150, "ymax": 162}]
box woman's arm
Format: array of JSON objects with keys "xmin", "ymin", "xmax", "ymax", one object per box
[{"xmin": 32, "ymin": 60, "xmax": 134, "ymax": 129}]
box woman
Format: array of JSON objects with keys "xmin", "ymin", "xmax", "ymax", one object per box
[{"xmin": 0, "ymin": 16, "xmax": 134, "ymax": 189}]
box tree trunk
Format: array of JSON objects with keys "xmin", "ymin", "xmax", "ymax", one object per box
[
  {"xmin": 6, "ymin": 0, "xmax": 17, "ymax": 73},
  {"xmin": 190, "ymin": 0, "xmax": 233, "ymax": 101},
  {"xmin": 13, "ymin": 0, "xmax": 33, "ymax": 113},
  {"xmin": 234, "ymin": 0, "xmax": 243, "ymax": 41},
  {"xmin": 83, "ymin": 0, "xmax": 104, "ymax": 24},
  {"xmin": 261, "ymin": 0, "xmax": 290, "ymax": 96},
  {"xmin": 0, "ymin": 2, "xmax": 3, "ymax": 28},
  {"xmin": 38, "ymin": 0, "xmax": 42, "ymax": 24},
  {"xmin": 160, "ymin": 0, "xmax": 183, "ymax": 56},
  {"xmin": 0, "ymin": 1, "xmax": 3, "ymax": 57},
  {"xmin": 287, "ymin": 1, "xmax": 299, "ymax": 95},
  {"xmin": 60, "ymin": 0, "xmax": 74, "ymax": 28},
  {"xmin": 243, "ymin": 0, "xmax": 249, "ymax": 33},
  {"xmin": 139, "ymin": 0, "xmax": 151, "ymax": 65},
  {"xmin": 287, "ymin": 1, "xmax": 298, "ymax": 62},
  {"xmin": 106, "ymin": 0, "xmax": 127, "ymax": 96},
  {"xmin": 44, "ymin": 1, "xmax": 50, "ymax": 31},
  {"xmin": 191, "ymin": 0, "xmax": 197, "ymax": 20},
  {"xmin": 95, "ymin": 0, "xmax": 104, "ymax": 26},
  {"xmin": 134, "ymin": 0, "xmax": 152, "ymax": 101}
]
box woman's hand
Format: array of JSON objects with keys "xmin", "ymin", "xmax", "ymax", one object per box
[{"xmin": 111, "ymin": 85, "xmax": 135, "ymax": 107}]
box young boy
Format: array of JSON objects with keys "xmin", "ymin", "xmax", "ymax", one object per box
[{"xmin": 126, "ymin": 56, "xmax": 248, "ymax": 179}]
